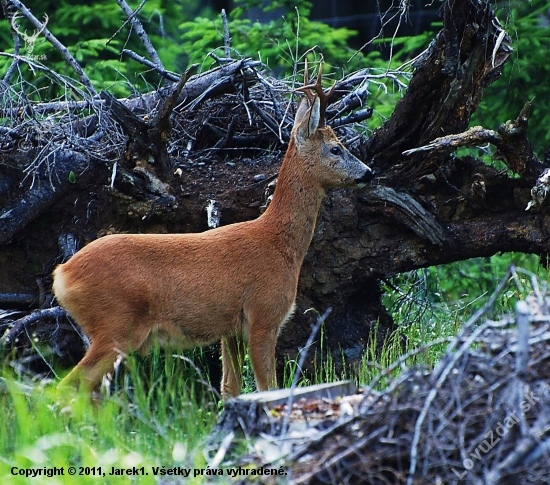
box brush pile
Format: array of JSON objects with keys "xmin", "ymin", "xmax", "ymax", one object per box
[{"xmin": 219, "ymin": 268, "xmax": 550, "ymax": 484}]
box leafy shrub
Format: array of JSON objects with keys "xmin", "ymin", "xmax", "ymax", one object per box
[{"xmin": 179, "ymin": 0, "xmax": 367, "ymax": 78}]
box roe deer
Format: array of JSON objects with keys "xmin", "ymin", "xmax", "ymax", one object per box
[{"xmin": 53, "ymin": 68, "xmax": 373, "ymax": 398}]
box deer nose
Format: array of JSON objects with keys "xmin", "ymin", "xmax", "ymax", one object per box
[{"xmin": 355, "ymin": 166, "xmax": 374, "ymax": 184}]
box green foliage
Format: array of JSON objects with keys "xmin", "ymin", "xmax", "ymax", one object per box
[
  {"xmin": 0, "ymin": 350, "xmax": 218, "ymax": 484},
  {"xmin": 179, "ymin": 0, "xmax": 366, "ymax": 78},
  {"xmin": 472, "ymin": 0, "xmax": 550, "ymax": 154},
  {"xmin": 280, "ymin": 314, "xmax": 405, "ymax": 391},
  {"xmin": 235, "ymin": 0, "xmax": 312, "ymax": 17},
  {"xmin": 382, "ymin": 253, "xmax": 546, "ymax": 360},
  {"xmin": 425, "ymin": 253, "xmax": 543, "ymax": 313},
  {"xmin": 0, "ymin": 0, "xmax": 199, "ymax": 98}
]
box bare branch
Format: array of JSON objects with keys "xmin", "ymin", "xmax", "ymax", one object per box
[
  {"xmin": 7, "ymin": 0, "xmax": 97, "ymax": 95},
  {"xmin": 402, "ymin": 125, "xmax": 500, "ymax": 156},
  {"xmin": 1, "ymin": 0, "xmax": 23, "ymax": 81},
  {"xmin": 407, "ymin": 267, "xmax": 515, "ymax": 483},
  {"xmin": 106, "ymin": 0, "xmax": 145, "ymax": 46},
  {"xmin": 403, "ymin": 102, "xmax": 537, "ymax": 177},
  {"xmin": 221, "ymin": 9, "xmax": 231, "ymax": 59},
  {"xmin": 1, "ymin": 306, "xmax": 67, "ymax": 347},
  {"xmin": 121, "ymin": 48, "xmax": 179, "ymax": 82},
  {"xmin": 116, "ymin": 0, "xmax": 164, "ymax": 71}
]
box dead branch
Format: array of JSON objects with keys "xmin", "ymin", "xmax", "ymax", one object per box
[
  {"xmin": 0, "ymin": 58, "xmax": 262, "ymax": 120},
  {"xmin": 330, "ymin": 107, "xmax": 373, "ymax": 127},
  {"xmin": 1, "ymin": 306, "xmax": 67, "ymax": 347},
  {"xmin": 116, "ymin": 0, "xmax": 164, "ymax": 72},
  {"xmin": 1, "ymin": 2, "xmax": 20, "ymax": 79},
  {"xmin": 148, "ymin": 65, "xmax": 199, "ymax": 180},
  {"xmin": 0, "ymin": 52, "xmax": 93, "ymax": 100},
  {"xmin": 402, "ymin": 125, "xmax": 501, "ymax": 156},
  {"xmin": 248, "ymin": 100, "xmax": 288, "ymax": 143},
  {"xmin": 156, "ymin": 66, "xmax": 200, "ymax": 136},
  {"xmin": 100, "ymin": 65, "xmax": 198, "ymax": 182},
  {"xmin": 403, "ymin": 103, "xmax": 537, "ymax": 177},
  {"xmin": 7, "ymin": 0, "xmax": 97, "ymax": 94},
  {"xmin": 121, "ymin": 49, "xmax": 179, "ymax": 82},
  {"xmin": 222, "ymin": 271, "xmax": 550, "ymax": 485},
  {"xmin": 221, "ymin": 9, "xmax": 231, "ymax": 59},
  {"xmin": 177, "ymin": 59, "xmax": 262, "ymax": 110},
  {"xmin": 0, "ymin": 294, "xmax": 37, "ymax": 308}
]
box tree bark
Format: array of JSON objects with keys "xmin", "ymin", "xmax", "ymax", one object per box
[{"xmin": 276, "ymin": 0, "xmax": 548, "ymax": 374}]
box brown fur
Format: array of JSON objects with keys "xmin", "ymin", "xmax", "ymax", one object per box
[{"xmin": 54, "ymin": 95, "xmax": 372, "ymax": 398}]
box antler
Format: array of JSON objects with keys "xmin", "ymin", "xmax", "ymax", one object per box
[{"xmin": 295, "ymin": 59, "xmax": 336, "ymax": 127}]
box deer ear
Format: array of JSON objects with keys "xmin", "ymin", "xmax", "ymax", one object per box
[{"xmin": 294, "ymin": 96, "xmax": 320, "ymax": 144}]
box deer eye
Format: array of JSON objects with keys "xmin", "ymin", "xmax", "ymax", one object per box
[{"xmin": 330, "ymin": 146, "xmax": 342, "ymax": 155}]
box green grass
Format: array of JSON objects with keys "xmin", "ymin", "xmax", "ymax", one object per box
[
  {"xmin": 281, "ymin": 252, "xmax": 548, "ymax": 391},
  {"xmin": 0, "ymin": 351, "xmax": 220, "ymax": 485},
  {"xmin": 1, "ymin": 252, "xmax": 547, "ymax": 484},
  {"xmin": 381, "ymin": 252, "xmax": 547, "ymax": 365}
]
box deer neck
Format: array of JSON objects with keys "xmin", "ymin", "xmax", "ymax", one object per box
[{"xmin": 259, "ymin": 142, "xmax": 325, "ymax": 266}]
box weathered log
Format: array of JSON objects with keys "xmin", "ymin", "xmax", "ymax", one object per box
[
  {"xmin": 1, "ymin": 0, "xmax": 550, "ymax": 383},
  {"xmin": 216, "ymin": 381, "xmax": 358, "ymax": 435},
  {"xmin": 0, "ymin": 150, "xmax": 90, "ymax": 245}
]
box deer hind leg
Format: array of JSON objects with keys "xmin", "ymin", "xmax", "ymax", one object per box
[
  {"xmin": 58, "ymin": 318, "xmax": 153, "ymax": 394},
  {"xmin": 221, "ymin": 335, "xmax": 246, "ymax": 399},
  {"xmin": 58, "ymin": 341, "xmax": 121, "ymax": 393}
]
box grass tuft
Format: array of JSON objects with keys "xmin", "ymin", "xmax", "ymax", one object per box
[{"xmin": 1, "ymin": 350, "xmax": 219, "ymax": 484}]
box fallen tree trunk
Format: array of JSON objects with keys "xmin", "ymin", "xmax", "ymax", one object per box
[{"xmin": 1, "ymin": 0, "xmax": 549, "ymax": 382}]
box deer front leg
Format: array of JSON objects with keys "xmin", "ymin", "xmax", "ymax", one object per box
[
  {"xmin": 248, "ymin": 326, "xmax": 278, "ymax": 392},
  {"xmin": 221, "ymin": 335, "xmax": 245, "ymax": 399}
]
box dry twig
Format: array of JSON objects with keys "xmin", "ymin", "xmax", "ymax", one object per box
[
  {"xmin": 7, "ymin": 0, "xmax": 96, "ymax": 94},
  {"xmin": 116, "ymin": 0, "xmax": 164, "ymax": 71}
]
